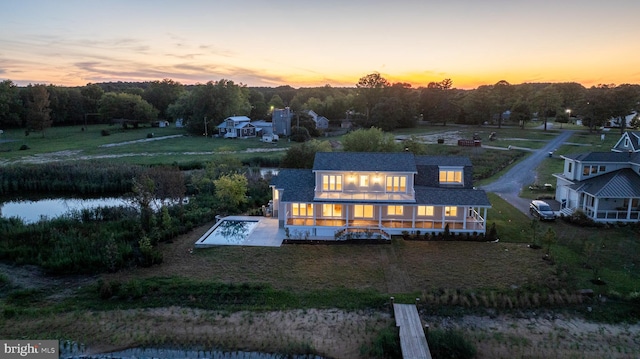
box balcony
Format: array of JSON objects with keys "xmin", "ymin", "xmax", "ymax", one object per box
[{"xmin": 314, "ymin": 191, "xmax": 415, "ymax": 202}]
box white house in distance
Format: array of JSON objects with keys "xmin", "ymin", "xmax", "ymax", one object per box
[
  {"xmin": 216, "ymin": 116, "xmax": 257, "ymax": 138},
  {"xmin": 270, "ymin": 152, "xmax": 491, "ymax": 239},
  {"xmin": 308, "ymin": 110, "xmax": 330, "ymax": 129},
  {"xmin": 554, "ymin": 131, "xmax": 640, "ymax": 223}
]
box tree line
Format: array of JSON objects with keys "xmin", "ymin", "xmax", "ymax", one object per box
[{"xmin": 1, "ymin": 75, "xmax": 639, "ymax": 137}]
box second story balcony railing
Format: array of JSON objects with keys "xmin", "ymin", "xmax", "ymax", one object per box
[{"xmin": 314, "ymin": 190, "xmax": 415, "ymax": 202}]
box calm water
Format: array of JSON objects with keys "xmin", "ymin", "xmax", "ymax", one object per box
[
  {"xmin": 205, "ymin": 220, "xmax": 259, "ymax": 244},
  {"xmin": 0, "ymin": 197, "xmax": 128, "ymax": 223}
]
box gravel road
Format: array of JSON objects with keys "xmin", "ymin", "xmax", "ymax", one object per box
[{"xmin": 480, "ymin": 130, "xmax": 574, "ymax": 215}]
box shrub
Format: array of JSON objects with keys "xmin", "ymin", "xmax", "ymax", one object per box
[
  {"xmin": 428, "ymin": 329, "xmax": 477, "ymax": 359},
  {"xmin": 101, "ymin": 129, "xmax": 110, "ymax": 136},
  {"xmin": 360, "ymin": 325, "xmax": 401, "ymax": 358}
]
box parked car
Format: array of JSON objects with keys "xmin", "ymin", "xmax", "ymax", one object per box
[{"xmin": 530, "ymin": 200, "xmax": 556, "ymax": 221}]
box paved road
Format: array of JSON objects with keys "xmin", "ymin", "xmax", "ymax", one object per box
[{"xmin": 480, "ymin": 130, "xmax": 574, "ymax": 215}]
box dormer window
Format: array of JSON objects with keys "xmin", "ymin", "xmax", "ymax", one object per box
[
  {"xmin": 322, "ymin": 175, "xmax": 342, "ymax": 191},
  {"xmin": 439, "ymin": 168, "xmax": 463, "ymax": 185},
  {"xmin": 386, "ymin": 176, "xmax": 406, "ymax": 192},
  {"xmin": 359, "ymin": 175, "xmax": 369, "ymax": 187}
]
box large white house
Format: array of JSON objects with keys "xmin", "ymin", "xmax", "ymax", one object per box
[
  {"xmin": 270, "ymin": 152, "xmax": 491, "ymax": 239},
  {"xmin": 554, "ymin": 131, "xmax": 640, "ymax": 223}
]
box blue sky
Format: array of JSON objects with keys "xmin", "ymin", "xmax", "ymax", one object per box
[{"xmin": 2, "ymin": 0, "xmax": 639, "ymax": 88}]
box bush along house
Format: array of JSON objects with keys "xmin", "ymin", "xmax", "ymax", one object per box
[
  {"xmin": 270, "ymin": 152, "xmax": 491, "ymax": 240},
  {"xmin": 554, "ymin": 131, "xmax": 640, "ymax": 223}
]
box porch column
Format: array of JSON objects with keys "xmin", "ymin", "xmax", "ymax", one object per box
[
  {"xmin": 313, "ymin": 203, "xmax": 317, "ymax": 226},
  {"xmin": 594, "ymin": 197, "xmax": 599, "ymax": 219},
  {"xmin": 378, "ymin": 206, "xmax": 382, "ymax": 228},
  {"xmin": 441, "ymin": 206, "xmax": 445, "ymax": 230},
  {"xmin": 627, "ymin": 199, "xmax": 633, "ymax": 220},
  {"xmin": 463, "ymin": 207, "xmax": 468, "ymax": 230},
  {"xmin": 483, "ymin": 207, "xmax": 488, "ymax": 230},
  {"xmin": 345, "ymin": 205, "xmax": 349, "ymax": 229},
  {"xmin": 412, "ymin": 206, "xmax": 416, "ymax": 228}
]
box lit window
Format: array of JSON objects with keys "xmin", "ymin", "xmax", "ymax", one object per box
[
  {"xmin": 417, "ymin": 206, "xmax": 434, "ymax": 216},
  {"xmin": 445, "ymin": 206, "xmax": 458, "ymax": 217},
  {"xmin": 359, "ymin": 175, "xmax": 369, "ymax": 187},
  {"xmin": 322, "ymin": 204, "xmax": 342, "ymax": 217},
  {"xmin": 322, "ymin": 175, "xmax": 343, "ymax": 191},
  {"xmin": 386, "ymin": 176, "xmax": 406, "ymax": 192},
  {"xmin": 292, "ymin": 203, "xmax": 313, "ymax": 216},
  {"xmin": 387, "ymin": 205, "xmax": 404, "ymax": 216},
  {"xmin": 354, "ymin": 205, "xmax": 374, "ymax": 218},
  {"xmin": 439, "ymin": 169, "xmax": 463, "ymax": 184}
]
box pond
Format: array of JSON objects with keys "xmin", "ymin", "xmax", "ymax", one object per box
[
  {"xmin": 0, "ymin": 197, "xmax": 129, "ymax": 223},
  {"xmin": 0, "ymin": 196, "xmax": 186, "ymax": 224}
]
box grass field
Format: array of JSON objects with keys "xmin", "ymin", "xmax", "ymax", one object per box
[{"xmin": 2, "ymin": 123, "xmax": 639, "ymax": 358}]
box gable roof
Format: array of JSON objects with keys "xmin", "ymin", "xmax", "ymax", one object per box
[
  {"xmin": 225, "ymin": 116, "xmax": 251, "ymax": 122},
  {"xmin": 612, "ymin": 131, "xmax": 640, "ymax": 153},
  {"xmin": 571, "ymin": 168, "xmax": 640, "ymax": 198},
  {"xmin": 312, "ymin": 152, "xmax": 417, "ymax": 172},
  {"xmin": 562, "ymin": 151, "xmax": 639, "ymax": 163},
  {"xmin": 270, "ymin": 169, "xmax": 315, "ymax": 202},
  {"xmin": 415, "ymin": 187, "xmax": 490, "ymax": 206},
  {"xmin": 414, "ymin": 155, "xmax": 472, "ymax": 167}
]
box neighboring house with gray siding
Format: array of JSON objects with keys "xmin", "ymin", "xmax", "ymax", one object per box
[{"xmin": 554, "ymin": 131, "xmax": 640, "ymax": 223}]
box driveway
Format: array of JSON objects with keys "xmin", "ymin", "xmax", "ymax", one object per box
[{"xmin": 480, "ymin": 130, "xmax": 574, "ymax": 215}]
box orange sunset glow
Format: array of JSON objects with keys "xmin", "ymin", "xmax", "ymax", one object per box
[{"xmin": 2, "ymin": 0, "xmax": 640, "ymax": 89}]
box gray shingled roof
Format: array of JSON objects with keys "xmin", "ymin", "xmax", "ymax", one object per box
[
  {"xmin": 571, "ymin": 168, "xmax": 640, "ymax": 198},
  {"xmin": 414, "ymin": 155, "xmax": 472, "ymax": 167},
  {"xmin": 270, "ymin": 169, "xmax": 315, "ymax": 202},
  {"xmin": 415, "ymin": 186, "xmax": 491, "ymax": 206},
  {"xmin": 312, "ymin": 152, "xmax": 417, "ymax": 172},
  {"xmin": 563, "ymin": 151, "xmax": 638, "ymax": 163}
]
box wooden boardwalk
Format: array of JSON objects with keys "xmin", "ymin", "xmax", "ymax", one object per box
[{"xmin": 393, "ymin": 303, "xmax": 432, "ymax": 359}]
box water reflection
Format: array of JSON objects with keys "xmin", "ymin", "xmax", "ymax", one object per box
[
  {"xmin": 0, "ymin": 197, "xmax": 128, "ymax": 223},
  {"xmin": 208, "ymin": 220, "xmax": 258, "ymax": 244},
  {"xmin": 0, "ymin": 197, "xmax": 187, "ymax": 224}
]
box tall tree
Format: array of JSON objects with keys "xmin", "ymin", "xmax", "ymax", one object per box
[
  {"xmin": 356, "ymin": 72, "xmax": 390, "ymax": 122},
  {"xmin": 280, "ymin": 139, "xmax": 332, "ymax": 169},
  {"xmin": 533, "ymin": 85, "xmax": 561, "ymax": 131},
  {"xmin": 608, "ymin": 84, "xmax": 640, "ymax": 134},
  {"xmin": 98, "ymin": 92, "xmax": 158, "ymax": 125},
  {"xmin": 0, "ymin": 80, "xmax": 23, "ymax": 128},
  {"xmin": 142, "ymin": 79, "xmax": 184, "ymax": 120},
  {"xmin": 167, "ymin": 79, "xmax": 250, "ymax": 134},
  {"xmin": 81, "ymin": 83, "xmax": 105, "ymax": 122},
  {"xmin": 421, "ymin": 79, "xmax": 455, "ymax": 126},
  {"xmin": 214, "ymin": 173, "xmax": 248, "ymax": 213},
  {"xmin": 511, "ymin": 100, "xmax": 532, "ymax": 129},
  {"xmin": 25, "ymin": 84, "xmax": 52, "ymax": 137},
  {"xmin": 460, "ymin": 85, "xmax": 492, "ymax": 125},
  {"xmin": 491, "ymin": 80, "xmax": 513, "ymax": 128},
  {"xmin": 342, "ymin": 127, "xmax": 400, "ymax": 152}
]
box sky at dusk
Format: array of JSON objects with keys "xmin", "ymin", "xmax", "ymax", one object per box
[{"xmin": 2, "ymin": 0, "xmax": 639, "ymax": 89}]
